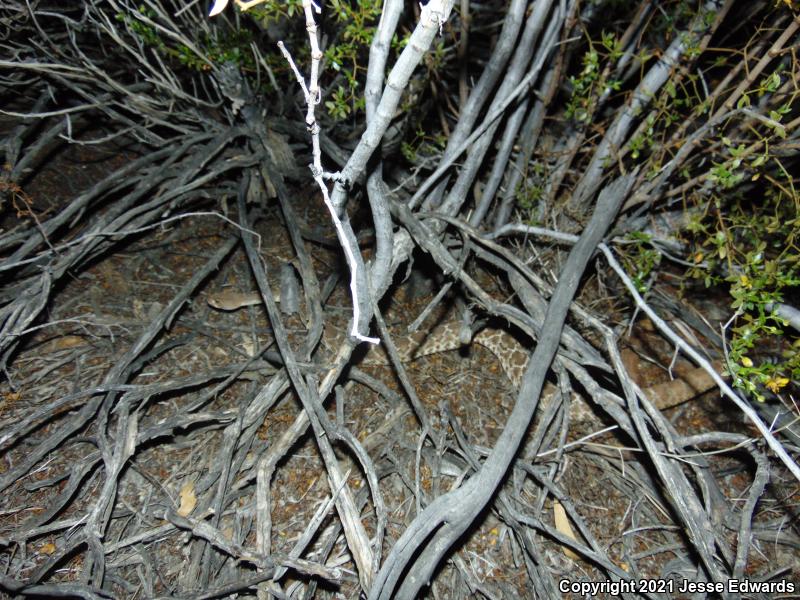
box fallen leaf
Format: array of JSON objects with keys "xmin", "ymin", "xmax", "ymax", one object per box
[
  {"xmin": 553, "ymin": 500, "xmax": 580, "ymax": 560},
  {"xmin": 53, "ymin": 335, "xmax": 86, "ymax": 350},
  {"xmin": 177, "ymin": 481, "xmax": 197, "ymax": 517},
  {"xmin": 39, "ymin": 542, "xmax": 56, "ymax": 555}
]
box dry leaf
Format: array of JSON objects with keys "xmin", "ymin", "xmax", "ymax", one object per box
[
  {"xmin": 53, "ymin": 335, "xmax": 86, "ymax": 350},
  {"xmin": 39, "ymin": 542, "xmax": 56, "ymax": 555},
  {"xmin": 132, "ymin": 298, "xmax": 145, "ymax": 320},
  {"xmin": 177, "ymin": 481, "xmax": 197, "ymax": 517},
  {"xmin": 553, "ymin": 500, "xmax": 579, "ymax": 560},
  {"xmin": 241, "ymin": 335, "xmax": 257, "ymax": 358},
  {"xmin": 40, "ymin": 335, "xmax": 86, "ymax": 353},
  {"xmin": 3, "ymin": 391, "xmax": 21, "ymax": 403}
]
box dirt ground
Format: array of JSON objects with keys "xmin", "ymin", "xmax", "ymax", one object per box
[{"xmin": 2, "ymin": 133, "xmax": 799, "ymax": 598}]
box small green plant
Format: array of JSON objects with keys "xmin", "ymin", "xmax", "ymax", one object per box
[
  {"xmin": 253, "ymin": 0, "xmax": 385, "ymax": 120},
  {"xmin": 400, "ymin": 126, "xmax": 446, "ymax": 163},
  {"xmin": 565, "ymin": 47, "xmax": 601, "ymax": 122},
  {"xmin": 686, "ymin": 182, "xmax": 800, "ymax": 400},
  {"xmin": 600, "ymin": 8, "xmax": 800, "ymax": 402},
  {"xmin": 325, "ymin": 85, "xmax": 355, "ymax": 120},
  {"xmin": 249, "ymin": 0, "xmax": 304, "ymax": 22},
  {"xmin": 708, "ymin": 138, "xmax": 747, "ymax": 190},
  {"xmin": 629, "ymin": 115, "xmax": 656, "ymax": 160},
  {"xmin": 515, "ymin": 162, "xmax": 547, "ymax": 222},
  {"xmin": 516, "ymin": 183, "xmax": 545, "ymax": 215},
  {"xmin": 564, "ymin": 31, "xmax": 625, "ymax": 124},
  {"xmin": 116, "ymin": 5, "xmax": 257, "ymax": 72},
  {"xmin": 115, "ymin": 6, "xmax": 164, "ymax": 49},
  {"xmin": 320, "ymin": 0, "xmax": 382, "ymax": 120},
  {"xmin": 619, "ymin": 232, "xmax": 662, "ymax": 293}
]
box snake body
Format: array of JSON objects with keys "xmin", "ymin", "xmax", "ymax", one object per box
[{"xmin": 207, "ymin": 290, "xmax": 720, "ymax": 418}]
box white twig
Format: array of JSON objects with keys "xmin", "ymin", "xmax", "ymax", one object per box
[
  {"xmin": 312, "ymin": 171, "xmax": 379, "ymax": 344},
  {"xmin": 277, "ymin": 21, "xmax": 378, "ymax": 344}
]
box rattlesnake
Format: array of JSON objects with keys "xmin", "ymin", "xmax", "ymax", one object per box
[{"xmin": 207, "ymin": 290, "xmax": 719, "ymax": 420}]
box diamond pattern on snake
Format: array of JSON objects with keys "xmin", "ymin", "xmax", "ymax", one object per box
[{"xmin": 207, "ymin": 289, "xmax": 717, "ymax": 421}]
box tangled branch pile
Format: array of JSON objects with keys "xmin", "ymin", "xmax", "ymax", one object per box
[{"xmin": 1, "ymin": 0, "xmax": 799, "ymax": 597}]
